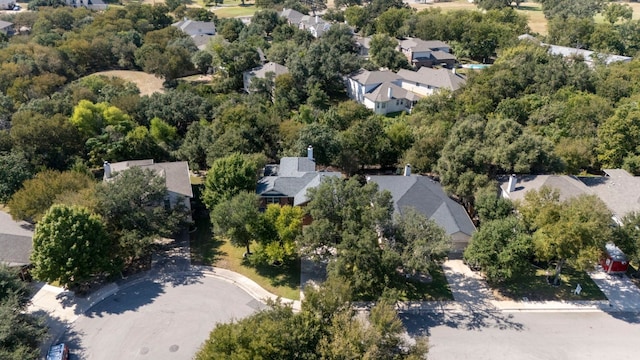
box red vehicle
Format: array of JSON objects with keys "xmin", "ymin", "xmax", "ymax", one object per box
[
  {"xmin": 46, "ymin": 343, "xmax": 69, "ymax": 360},
  {"xmin": 600, "ymin": 242, "xmax": 629, "ymax": 274}
]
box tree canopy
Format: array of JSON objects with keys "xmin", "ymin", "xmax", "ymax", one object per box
[{"xmin": 31, "ymin": 204, "xmax": 112, "ymax": 289}]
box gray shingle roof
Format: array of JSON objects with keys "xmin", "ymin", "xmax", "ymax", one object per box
[
  {"xmin": 368, "ymin": 175, "xmax": 475, "ymax": 237},
  {"xmin": 500, "ymin": 175, "xmax": 590, "ymax": 203},
  {"xmin": 256, "ymin": 157, "xmax": 342, "ymax": 205},
  {"xmin": 364, "ymin": 82, "xmax": 414, "ymax": 102},
  {"xmin": 108, "ymin": 160, "xmax": 193, "ymax": 198},
  {"xmin": 0, "ymin": 233, "xmax": 32, "ymax": 267},
  {"xmin": 280, "ymin": 8, "xmax": 305, "ymax": 24},
  {"xmin": 397, "ymin": 67, "xmax": 466, "ymax": 91},
  {"xmin": 579, "ymin": 169, "xmax": 640, "ymax": 221},
  {"xmin": 350, "ymin": 69, "xmax": 401, "ymax": 86},
  {"xmin": 248, "ymin": 62, "xmax": 289, "ymax": 79},
  {"xmin": 399, "ymin": 38, "xmax": 450, "ymax": 52},
  {"xmin": 172, "ymin": 19, "xmax": 216, "ymax": 37}
]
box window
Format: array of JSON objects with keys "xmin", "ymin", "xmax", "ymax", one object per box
[
  {"xmin": 382, "ymin": 103, "xmax": 386, "ymax": 108},
  {"xmin": 266, "ymin": 197, "xmax": 280, "ymax": 204}
]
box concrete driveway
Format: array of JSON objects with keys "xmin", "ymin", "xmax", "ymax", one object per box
[{"xmin": 62, "ymin": 273, "xmax": 263, "ymax": 360}]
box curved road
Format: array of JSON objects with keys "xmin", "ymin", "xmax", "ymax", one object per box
[{"xmin": 63, "ymin": 274, "xmax": 263, "ymax": 360}]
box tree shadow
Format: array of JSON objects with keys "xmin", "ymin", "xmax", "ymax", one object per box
[
  {"xmin": 399, "ymin": 300, "xmax": 526, "ymax": 338},
  {"xmin": 247, "ymin": 257, "xmax": 301, "ymax": 290},
  {"xmin": 189, "ymin": 211, "xmax": 227, "ymax": 266},
  {"xmin": 30, "ymin": 309, "xmax": 85, "ymax": 360},
  {"xmin": 82, "ymin": 279, "xmax": 166, "ymax": 318}
]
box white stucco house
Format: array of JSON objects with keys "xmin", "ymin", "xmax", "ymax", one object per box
[{"xmin": 345, "ymin": 67, "xmax": 466, "ymax": 115}]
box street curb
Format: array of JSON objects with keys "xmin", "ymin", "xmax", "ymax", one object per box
[{"xmin": 195, "ymin": 266, "xmax": 302, "ymax": 311}]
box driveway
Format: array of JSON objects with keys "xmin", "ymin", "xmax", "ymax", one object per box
[
  {"xmin": 62, "ymin": 273, "xmax": 263, "ymax": 360},
  {"xmin": 0, "ymin": 209, "xmax": 33, "ymax": 237}
]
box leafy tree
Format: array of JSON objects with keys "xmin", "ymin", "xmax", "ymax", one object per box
[
  {"xmin": 256, "ymin": 204, "xmax": 305, "ymax": 265},
  {"xmin": 376, "ymin": 7, "xmax": 412, "ymax": 38},
  {"xmin": 8, "ymin": 170, "xmax": 95, "ymax": 223},
  {"xmin": 476, "ymin": 0, "xmax": 513, "ymax": 11},
  {"xmin": 597, "ymin": 102, "xmax": 640, "ymax": 169},
  {"xmin": 464, "ymin": 216, "xmax": 532, "ymax": 282},
  {"xmin": 191, "ymin": 50, "xmax": 213, "ymax": 75},
  {"xmin": 137, "ymin": 89, "xmax": 212, "ymax": 135},
  {"xmin": 392, "ymin": 208, "xmax": 451, "ymax": 275},
  {"xmin": 175, "ymin": 120, "xmax": 215, "ymax": 171},
  {"xmin": 95, "ymin": 167, "xmax": 186, "ymax": 266},
  {"xmin": 614, "ymin": 212, "xmax": 640, "ymax": 266},
  {"xmin": 369, "ymin": 33, "xmax": 410, "ymax": 71},
  {"xmin": 69, "ymin": 100, "xmax": 134, "ymax": 137},
  {"xmin": 539, "ymin": 0, "xmax": 604, "ymax": 19},
  {"xmin": 31, "ymin": 205, "xmax": 111, "ymax": 289},
  {"xmin": 195, "ymin": 276, "xmax": 428, "ymax": 359},
  {"xmin": 10, "ymin": 111, "xmax": 84, "ymax": 170},
  {"xmin": 210, "ymin": 191, "xmax": 262, "ymax": 254},
  {"xmin": 0, "ymin": 151, "xmax": 34, "ymax": 203},
  {"xmin": 202, "ymin": 153, "xmax": 259, "ymax": 210},
  {"xmin": 518, "ymin": 188, "xmax": 612, "ymax": 284},
  {"xmin": 0, "ymin": 266, "xmax": 47, "ymax": 360},
  {"xmin": 473, "ymin": 186, "xmax": 514, "ymax": 223},
  {"xmin": 301, "ymin": 177, "xmax": 393, "ymax": 260}
]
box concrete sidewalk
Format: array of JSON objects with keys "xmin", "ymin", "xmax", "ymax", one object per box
[{"xmin": 589, "ymin": 268, "xmax": 640, "ymax": 312}]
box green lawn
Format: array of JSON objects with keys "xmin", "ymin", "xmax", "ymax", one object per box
[
  {"xmin": 189, "ymin": 204, "xmax": 300, "ymax": 300},
  {"xmin": 491, "ymin": 265, "xmax": 607, "ymax": 301}
]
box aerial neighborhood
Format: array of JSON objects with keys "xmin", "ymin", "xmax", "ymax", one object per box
[{"xmin": 2, "ymin": 0, "xmax": 640, "ymax": 359}]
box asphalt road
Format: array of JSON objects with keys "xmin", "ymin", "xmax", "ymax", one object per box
[
  {"xmin": 63, "ymin": 274, "xmax": 263, "ymax": 360},
  {"xmin": 402, "ymin": 310, "xmax": 640, "ymax": 360}
]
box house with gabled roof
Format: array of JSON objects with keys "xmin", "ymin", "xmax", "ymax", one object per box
[
  {"xmin": 367, "ymin": 170, "xmax": 476, "ymax": 252},
  {"xmin": 243, "ymin": 61, "xmax": 290, "ymax": 93},
  {"xmin": 500, "ymin": 169, "xmax": 640, "ymax": 225},
  {"xmin": 0, "ymin": 210, "xmax": 34, "ymax": 269},
  {"xmin": 104, "ymin": 160, "xmax": 193, "ymax": 218},
  {"xmin": 518, "ymin": 34, "xmax": 632, "ymax": 68},
  {"xmin": 172, "ymin": 18, "xmax": 216, "ymax": 50},
  {"xmin": 280, "ymin": 8, "xmax": 332, "ymax": 38},
  {"xmin": 397, "ymin": 37, "xmax": 457, "ymax": 69},
  {"xmin": 397, "ymin": 67, "xmax": 466, "ymax": 96},
  {"xmin": 345, "ymin": 68, "xmax": 466, "ymax": 115},
  {"xmin": 256, "ymin": 147, "xmax": 342, "ymax": 210}
]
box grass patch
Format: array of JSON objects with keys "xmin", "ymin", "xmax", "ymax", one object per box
[
  {"xmin": 210, "ymin": 4, "xmax": 257, "ymax": 17},
  {"xmin": 399, "ymin": 265, "xmax": 454, "ymax": 301},
  {"xmin": 491, "ymin": 265, "xmax": 607, "ymax": 301},
  {"xmin": 189, "ymin": 207, "xmax": 300, "ymax": 300},
  {"xmin": 516, "ymin": 2, "xmax": 548, "ymax": 35}
]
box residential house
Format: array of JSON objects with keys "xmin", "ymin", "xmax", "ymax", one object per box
[
  {"xmin": 0, "ymin": 233, "xmax": 32, "ymax": 267},
  {"xmin": 397, "ymin": 37, "xmax": 457, "ymax": 69},
  {"xmin": 280, "ymin": 8, "xmax": 332, "ymax": 38},
  {"xmin": 500, "ymin": 169, "xmax": 640, "ymax": 225},
  {"xmin": 65, "ymin": 0, "xmax": 107, "ymax": 10},
  {"xmin": 0, "ymin": 20, "xmax": 14, "ymax": 36},
  {"xmin": 345, "ymin": 68, "xmax": 466, "ymax": 115},
  {"xmin": 518, "ymin": 34, "xmax": 632, "ymax": 68},
  {"xmin": 242, "ymin": 61, "xmax": 289, "ymax": 93},
  {"xmin": 368, "ymin": 169, "xmax": 476, "ymax": 252},
  {"xmin": 172, "ymin": 19, "xmax": 217, "ymax": 50},
  {"xmin": 354, "ymin": 36, "xmax": 372, "ymax": 59},
  {"xmin": 397, "ymin": 67, "xmax": 466, "ymax": 96},
  {"xmin": 256, "ymin": 147, "xmax": 342, "ymax": 211},
  {"xmin": 0, "ymin": 210, "xmax": 34, "ymax": 275},
  {"xmin": 104, "ymin": 160, "xmax": 193, "ymax": 217}
]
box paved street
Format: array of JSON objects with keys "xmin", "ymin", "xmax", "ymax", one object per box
[
  {"xmin": 402, "ymin": 310, "xmax": 640, "ymax": 360},
  {"xmin": 62, "ymin": 274, "xmax": 263, "ymax": 360}
]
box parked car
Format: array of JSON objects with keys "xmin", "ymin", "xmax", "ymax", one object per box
[
  {"xmin": 12, "ymin": 5, "xmax": 20, "ymax": 10},
  {"xmin": 47, "ymin": 343, "xmax": 69, "ymax": 360}
]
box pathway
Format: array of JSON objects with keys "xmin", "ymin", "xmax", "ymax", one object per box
[{"xmin": 589, "ymin": 268, "xmax": 640, "ymax": 312}]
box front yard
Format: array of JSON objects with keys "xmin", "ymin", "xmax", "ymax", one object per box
[{"xmin": 490, "ymin": 265, "xmax": 607, "ymax": 301}]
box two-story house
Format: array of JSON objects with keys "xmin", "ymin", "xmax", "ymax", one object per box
[{"xmin": 397, "ymin": 38, "xmax": 457, "ymax": 69}]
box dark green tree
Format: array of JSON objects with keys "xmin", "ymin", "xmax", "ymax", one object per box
[
  {"xmin": 31, "ymin": 205, "xmax": 112, "ymax": 289},
  {"xmin": 202, "ymin": 152, "xmax": 259, "ymax": 210},
  {"xmin": 0, "ymin": 151, "xmax": 34, "ymax": 203},
  {"xmin": 463, "ymin": 216, "xmax": 532, "ymax": 282},
  {"xmin": 0, "ymin": 266, "xmax": 48, "ymax": 360},
  {"xmin": 210, "ymin": 191, "xmax": 262, "ymax": 254},
  {"xmin": 95, "ymin": 167, "xmax": 186, "ymax": 266}
]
